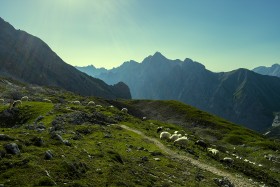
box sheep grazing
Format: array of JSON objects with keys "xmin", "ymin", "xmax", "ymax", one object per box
[
  {"xmin": 157, "ymin": 127, "xmax": 163, "ymax": 133},
  {"xmin": 21, "ymin": 96, "xmax": 29, "ymax": 101},
  {"xmin": 12, "ymin": 100, "xmax": 22, "ymax": 107},
  {"xmin": 109, "ymin": 105, "xmax": 114, "ymax": 108},
  {"xmin": 177, "ymin": 130, "xmax": 186, "ymax": 135},
  {"xmin": 160, "ymin": 131, "xmax": 171, "ymax": 140},
  {"xmin": 87, "ymin": 101, "xmax": 95, "ymax": 106},
  {"xmin": 72, "ymin": 101, "xmax": 80, "ymax": 105},
  {"xmin": 121, "ymin": 108, "xmax": 128, "ymax": 113},
  {"xmin": 174, "ymin": 136, "xmax": 189, "ymax": 148},
  {"xmin": 195, "ymin": 140, "xmax": 208, "ymax": 150},
  {"xmin": 142, "ymin": 117, "xmax": 147, "ymax": 120},
  {"xmin": 207, "ymin": 148, "xmax": 219, "ymax": 155},
  {"xmin": 174, "ymin": 131, "xmax": 178, "ymax": 134},
  {"xmin": 222, "ymin": 157, "xmax": 234, "ymax": 164},
  {"xmin": 170, "ymin": 134, "xmax": 180, "ymax": 141},
  {"xmin": 43, "ymin": 99, "xmax": 52, "ymax": 103}
]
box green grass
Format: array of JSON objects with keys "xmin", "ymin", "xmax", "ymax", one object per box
[
  {"xmin": 0, "ymin": 81, "xmax": 280, "ymax": 186},
  {"xmin": 0, "ymin": 101, "xmax": 220, "ymax": 187}
]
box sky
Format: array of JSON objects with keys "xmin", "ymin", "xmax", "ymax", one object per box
[{"xmin": 0, "ymin": 0, "xmax": 280, "ymax": 72}]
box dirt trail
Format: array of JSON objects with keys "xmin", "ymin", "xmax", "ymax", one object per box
[{"xmin": 119, "ymin": 124, "xmax": 255, "ymax": 187}]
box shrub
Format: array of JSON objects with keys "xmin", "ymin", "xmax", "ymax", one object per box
[
  {"xmin": 37, "ymin": 177, "xmax": 56, "ymax": 186},
  {"xmin": 223, "ymin": 135, "xmax": 245, "ymax": 145}
]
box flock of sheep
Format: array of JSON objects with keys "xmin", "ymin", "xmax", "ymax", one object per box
[
  {"xmin": 159, "ymin": 130, "xmax": 189, "ymax": 148},
  {"xmin": 1, "ymin": 96, "xmax": 267, "ymax": 168},
  {"xmin": 0, "ymin": 96, "xmax": 131, "ymax": 117},
  {"xmin": 157, "ymin": 127, "xmax": 265, "ymax": 167},
  {"xmin": 0, "ymin": 96, "xmax": 53, "ymax": 108}
]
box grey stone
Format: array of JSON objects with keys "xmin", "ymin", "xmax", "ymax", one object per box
[
  {"xmin": 44, "ymin": 150, "xmax": 53, "ymax": 160},
  {"xmin": 4, "ymin": 143, "xmax": 20, "ymax": 155},
  {"xmin": 141, "ymin": 156, "xmax": 149, "ymax": 162},
  {"xmin": 63, "ymin": 140, "xmax": 71, "ymax": 146},
  {"xmin": 0, "ymin": 134, "xmax": 13, "ymax": 141}
]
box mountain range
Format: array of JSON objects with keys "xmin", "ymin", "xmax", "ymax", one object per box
[
  {"xmin": 0, "ymin": 17, "xmax": 131, "ymax": 99},
  {"xmin": 77, "ymin": 52, "xmax": 280, "ymax": 132},
  {"xmin": 253, "ymin": 64, "xmax": 280, "ymax": 77}
]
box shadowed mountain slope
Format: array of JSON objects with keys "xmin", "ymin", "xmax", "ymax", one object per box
[
  {"xmin": 77, "ymin": 53, "xmax": 280, "ymax": 132},
  {"xmin": 0, "ymin": 17, "xmax": 131, "ymax": 99}
]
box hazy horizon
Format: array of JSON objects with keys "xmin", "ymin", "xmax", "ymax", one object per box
[{"xmin": 1, "ymin": 0, "xmax": 280, "ymax": 72}]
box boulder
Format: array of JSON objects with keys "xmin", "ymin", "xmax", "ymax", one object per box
[
  {"xmin": 44, "ymin": 150, "xmax": 53, "ymax": 160},
  {"xmin": 0, "ymin": 134, "xmax": 14, "ymax": 141},
  {"xmin": 4, "ymin": 143, "xmax": 20, "ymax": 155}
]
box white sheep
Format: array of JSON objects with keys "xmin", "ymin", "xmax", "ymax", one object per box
[
  {"xmin": 21, "ymin": 96, "xmax": 28, "ymax": 101},
  {"xmin": 12, "ymin": 100, "xmax": 22, "ymax": 107},
  {"xmin": 109, "ymin": 105, "xmax": 114, "ymax": 108},
  {"xmin": 43, "ymin": 99, "xmax": 52, "ymax": 103},
  {"xmin": 142, "ymin": 117, "xmax": 147, "ymax": 120},
  {"xmin": 72, "ymin": 101, "xmax": 80, "ymax": 105},
  {"xmin": 174, "ymin": 131, "xmax": 178, "ymax": 134},
  {"xmin": 170, "ymin": 134, "xmax": 180, "ymax": 141},
  {"xmin": 174, "ymin": 136, "xmax": 188, "ymax": 148},
  {"xmin": 87, "ymin": 101, "xmax": 95, "ymax": 106},
  {"xmin": 160, "ymin": 131, "xmax": 171, "ymax": 140},
  {"xmin": 96, "ymin": 105, "xmax": 102, "ymax": 108},
  {"xmin": 207, "ymin": 148, "xmax": 219, "ymax": 155},
  {"xmin": 223, "ymin": 157, "xmax": 234, "ymax": 164},
  {"xmin": 121, "ymin": 108, "xmax": 128, "ymax": 113}
]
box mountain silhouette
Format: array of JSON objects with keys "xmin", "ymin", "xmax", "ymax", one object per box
[
  {"xmin": 0, "ymin": 17, "xmax": 131, "ymax": 99},
  {"xmin": 77, "ymin": 52, "xmax": 280, "ymax": 132}
]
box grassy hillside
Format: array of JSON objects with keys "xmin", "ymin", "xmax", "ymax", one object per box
[{"xmin": 0, "ymin": 78, "xmax": 280, "ymax": 186}]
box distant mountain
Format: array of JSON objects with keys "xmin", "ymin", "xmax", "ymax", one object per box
[
  {"xmin": 0, "ymin": 17, "xmax": 131, "ymax": 99},
  {"xmin": 75, "ymin": 65, "xmax": 108, "ymax": 77},
  {"xmin": 79, "ymin": 52, "xmax": 280, "ymax": 132},
  {"xmin": 253, "ymin": 64, "xmax": 280, "ymax": 77}
]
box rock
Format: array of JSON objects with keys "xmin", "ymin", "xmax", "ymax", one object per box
[
  {"xmin": 31, "ymin": 137, "xmax": 44, "ymax": 147},
  {"xmin": 0, "ymin": 134, "xmax": 14, "ymax": 141},
  {"xmin": 128, "ymin": 145, "xmax": 134, "ymax": 149},
  {"xmin": 137, "ymin": 147, "xmax": 144, "ymax": 151},
  {"xmin": 4, "ymin": 143, "xmax": 20, "ymax": 155},
  {"xmin": 44, "ymin": 150, "xmax": 53, "ymax": 160},
  {"xmin": 186, "ymin": 148, "xmax": 196, "ymax": 155},
  {"xmin": 142, "ymin": 156, "xmax": 149, "ymax": 162},
  {"xmin": 50, "ymin": 133, "xmax": 64, "ymax": 142},
  {"xmin": 36, "ymin": 123, "xmax": 46, "ymax": 130},
  {"xmin": 96, "ymin": 168, "xmax": 103, "ymax": 174},
  {"xmin": 150, "ymin": 151, "xmax": 163, "ymax": 156},
  {"xmin": 0, "ymin": 150, "xmax": 6, "ymax": 158},
  {"xmin": 126, "ymin": 148, "xmax": 132, "ymax": 152},
  {"xmin": 104, "ymin": 134, "xmax": 112, "ymax": 138},
  {"xmin": 35, "ymin": 115, "xmax": 44, "ymax": 124},
  {"xmin": 63, "ymin": 140, "xmax": 71, "ymax": 146},
  {"xmin": 213, "ymin": 177, "xmax": 234, "ymax": 187},
  {"xmin": 195, "ymin": 172, "xmax": 205, "ymax": 182}
]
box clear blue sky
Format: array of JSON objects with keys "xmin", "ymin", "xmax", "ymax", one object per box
[{"xmin": 0, "ymin": 0, "xmax": 279, "ymax": 71}]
